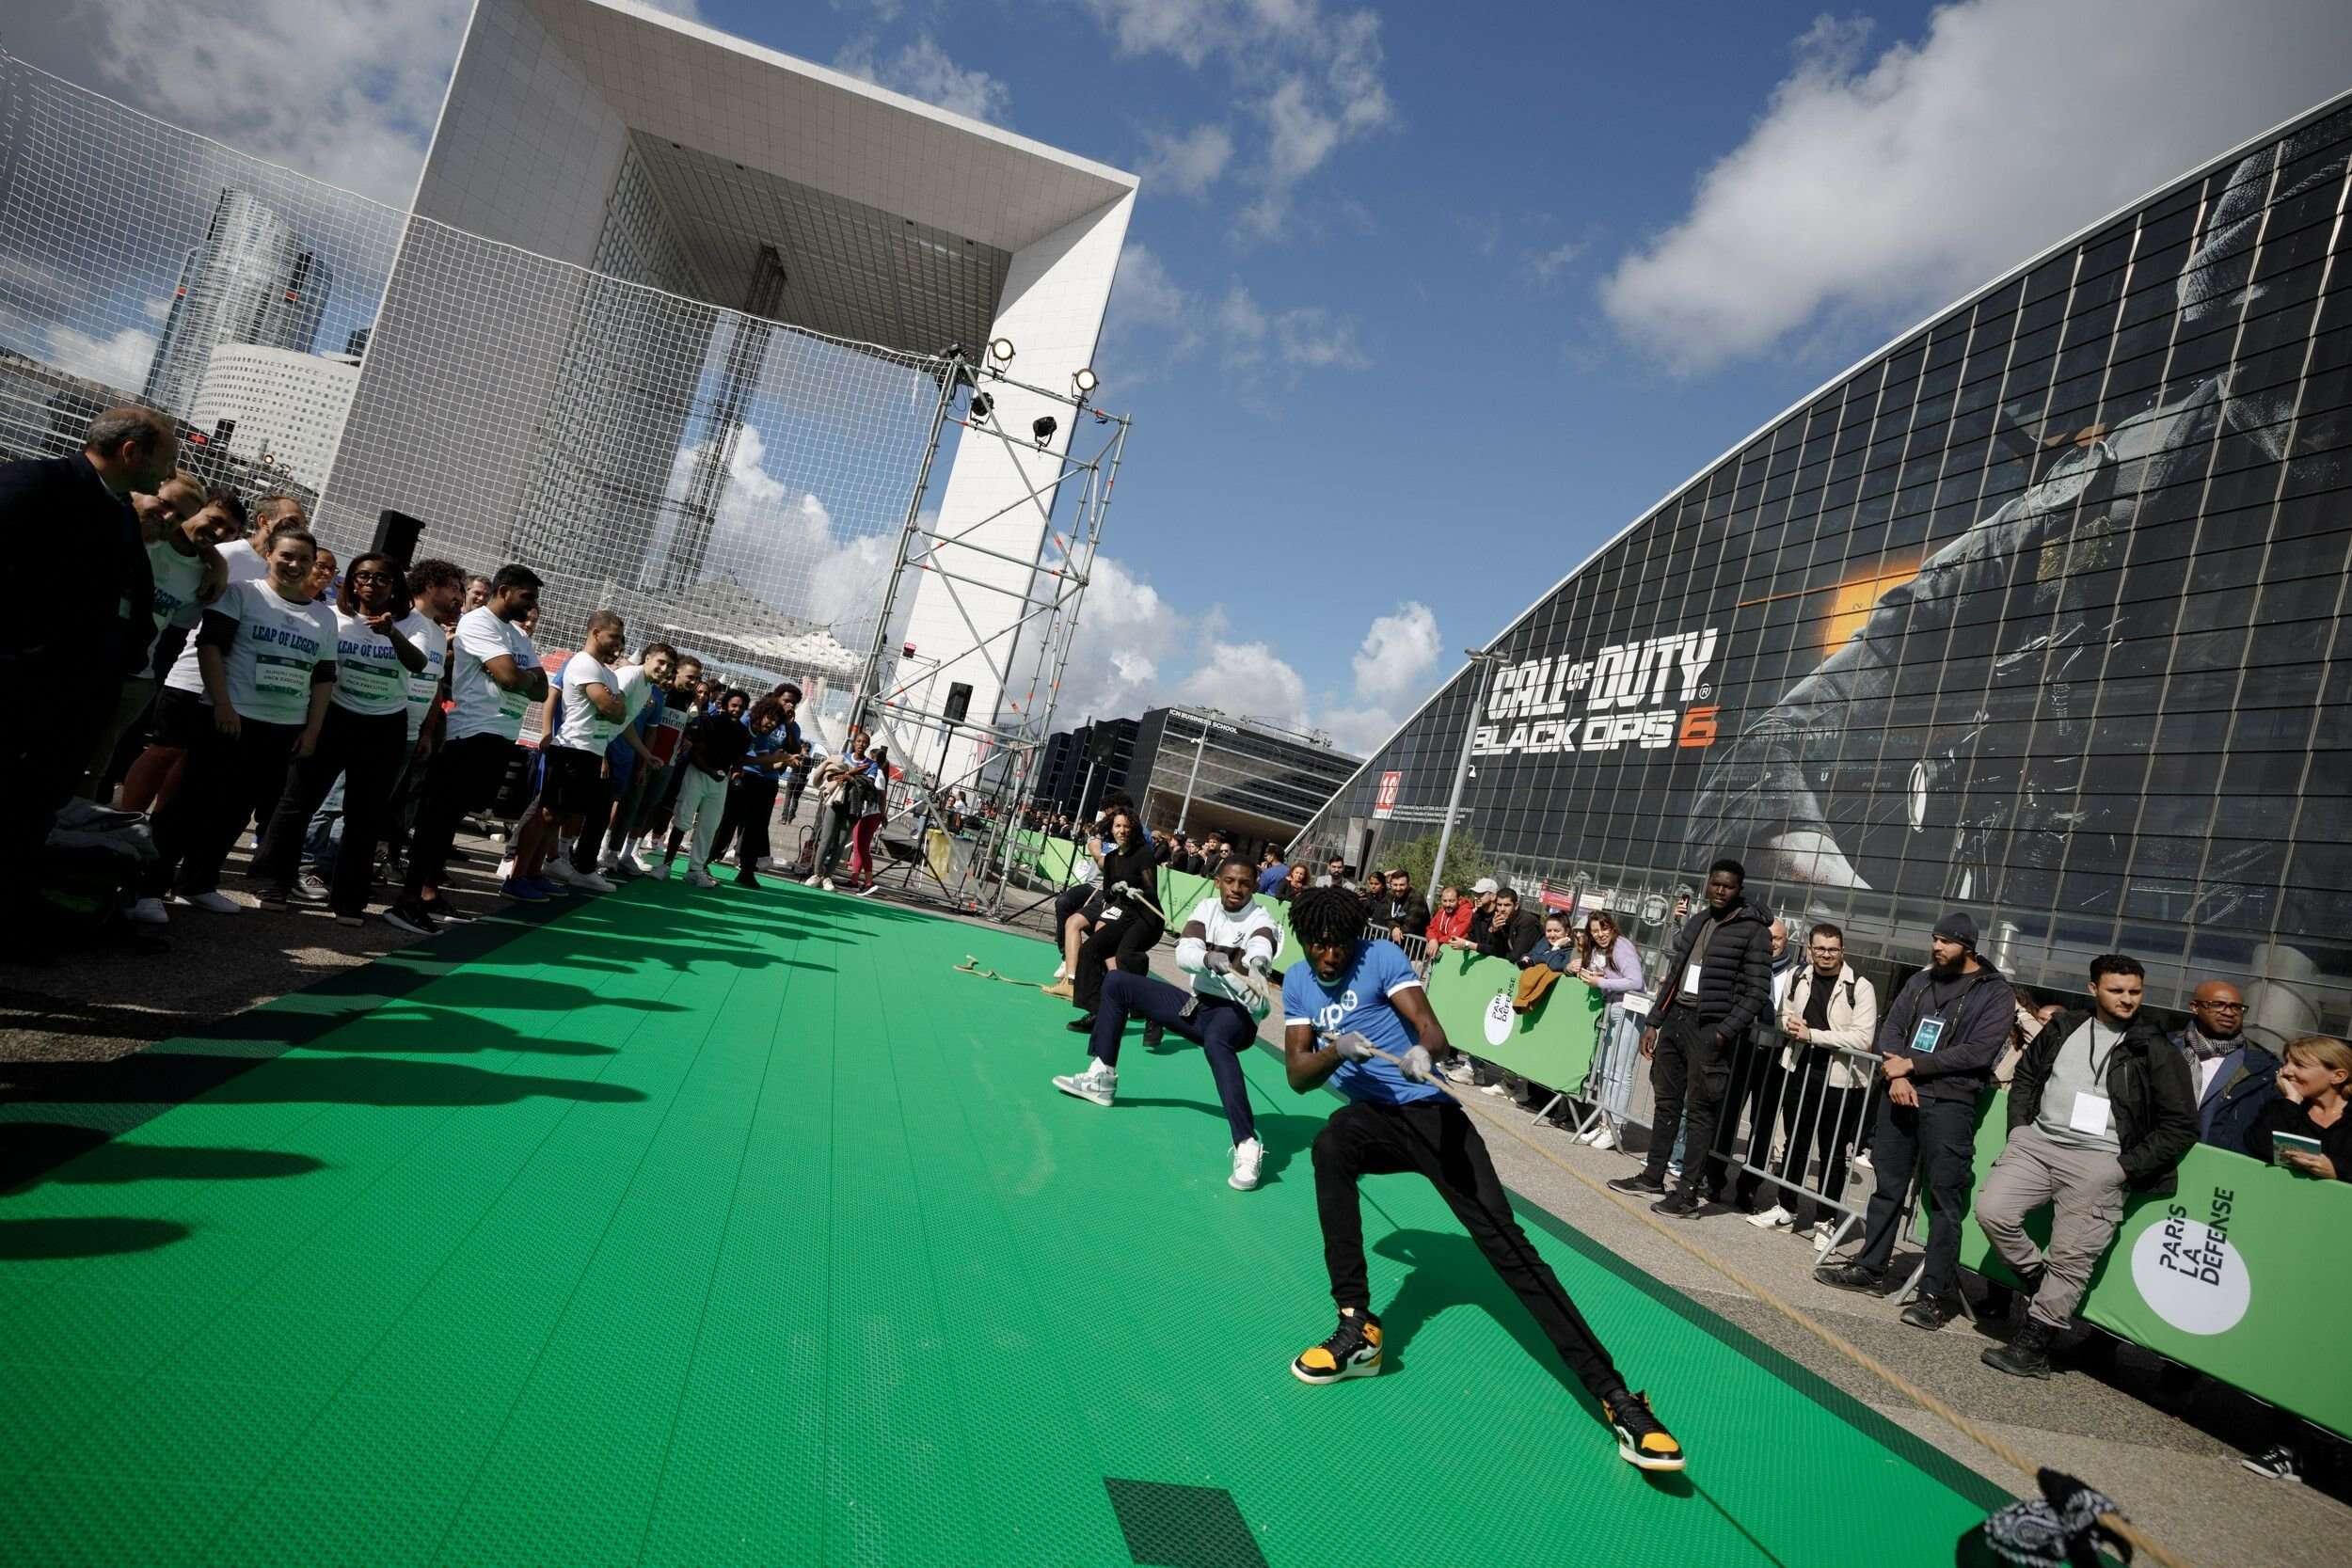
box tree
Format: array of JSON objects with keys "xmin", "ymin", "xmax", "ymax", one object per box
[{"xmin": 1382, "ymin": 831, "xmax": 1499, "ymax": 895}]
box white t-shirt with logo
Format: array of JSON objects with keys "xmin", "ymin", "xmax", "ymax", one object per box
[
  {"xmin": 144, "ymin": 538, "xmax": 210, "ymax": 663},
  {"xmin": 553, "ymin": 650, "xmax": 624, "ymax": 754},
  {"xmin": 402, "ymin": 614, "xmax": 447, "ymax": 740},
  {"xmin": 329, "ymin": 608, "xmax": 413, "ymax": 718},
  {"xmin": 447, "ymin": 606, "xmax": 538, "ymax": 743},
  {"xmin": 165, "ymin": 539, "xmax": 264, "ymax": 696},
  {"xmin": 208, "ymin": 578, "xmax": 337, "ymax": 727}
]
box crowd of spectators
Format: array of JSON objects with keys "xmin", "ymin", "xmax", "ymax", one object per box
[{"xmin": 4, "ymin": 406, "xmax": 874, "ymax": 951}]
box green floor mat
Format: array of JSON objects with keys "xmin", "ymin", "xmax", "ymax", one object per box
[{"xmin": 1, "ymin": 882, "xmax": 2008, "ymax": 1566}]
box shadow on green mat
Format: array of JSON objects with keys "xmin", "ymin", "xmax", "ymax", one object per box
[{"xmin": 0, "ymin": 1215, "xmax": 189, "ymax": 1259}]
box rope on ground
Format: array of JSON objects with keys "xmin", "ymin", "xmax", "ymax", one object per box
[{"xmin": 1373, "ymin": 1047, "xmax": 2186, "ymax": 1568}]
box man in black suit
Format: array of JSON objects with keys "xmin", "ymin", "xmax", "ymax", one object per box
[{"xmin": 0, "ymin": 406, "xmax": 180, "ymax": 911}]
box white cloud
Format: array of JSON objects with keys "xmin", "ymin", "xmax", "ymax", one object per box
[
  {"xmin": 43, "ymin": 324, "xmax": 160, "ymax": 391},
  {"xmin": 1601, "ymin": 0, "xmax": 2352, "ymax": 372},
  {"xmin": 24, "ymin": 0, "xmax": 469, "ymax": 204},
  {"xmin": 1524, "ymin": 239, "xmax": 1586, "ymax": 285},
  {"xmin": 834, "ymin": 35, "xmax": 1011, "ymax": 124},
  {"xmin": 1139, "ymin": 122, "xmax": 1235, "ymax": 198},
  {"xmin": 1350, "ymin": 601, "xmax": 1438, "ymax": 704},
  {"xmin": 1082, "ymin": 0, "xmax": 1392, "ymax": 236},
  {"xmin": 1178, "ymin": 639, "xmax": 1311, "ymax": 729},
  {"xmin": 1270, "ymin": 305, "xmax": 1368, "ymax": 371},
  {"xmin": 1056, "ymin": 553, "xmax": 1188, "ymax": 723},
  {"xmin": 1318, "ymin": 703, "xmax": 1400, "ymax": 757}
]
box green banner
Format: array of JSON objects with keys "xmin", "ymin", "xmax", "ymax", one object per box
[
  {"xmin": 1422, "ymin": 948, "xmax": 1603, "ymax": 1092},
  {"xmin": 1914, "ymin": 1091, "xmax": 2351, "ymax": 1438}
]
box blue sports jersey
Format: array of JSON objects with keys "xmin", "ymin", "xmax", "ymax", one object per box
[{"xmin": 1281, "ymin": 939, "xmax": 1441, "ymax": 1105}]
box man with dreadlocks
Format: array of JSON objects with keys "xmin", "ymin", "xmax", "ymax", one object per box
[{"xmin": 1279, "ymin": 883, "xmax": 1686, "ymax": 1473}]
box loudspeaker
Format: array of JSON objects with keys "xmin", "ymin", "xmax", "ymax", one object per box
[
  {"xmin": 944, "ymin": 681, "xmax": 973, "ymax": 722},
  {"xmin": 1087, "ymin": 724, "xmax": 1118, "ymax": 765},
  {"xmin": 371, "ymin": 508, "xmax": 425, "ymax": 568}
]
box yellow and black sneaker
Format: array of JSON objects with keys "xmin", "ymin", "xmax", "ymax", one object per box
[
  {"xmin": 1292, "ymin": 1310, "xmax": 1382, "ymax": 1386},
  {"xmin": 1602, "ymin": 1389, "xmax": 1685, "ymax": 1472}
]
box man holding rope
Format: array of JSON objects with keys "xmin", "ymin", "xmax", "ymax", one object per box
[
  {"xmin": 1052, "ymin": 855, "xmax": 1282, "ymax": 1191},
  {"xmin": 1278, "ymin": 884, "xmax": 1686, "ymax": 1473}
]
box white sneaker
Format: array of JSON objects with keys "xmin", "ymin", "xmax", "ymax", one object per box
[
  {"xmin": 1442, "ymin": 1061, "xmax": 1476, "ymax": 1085},
  {"xmin": 1479, "ymin": 1082, "xmax": 1509, "ymax": 1096},
  {"xmin": 1814, "ymin": 1227, "xmax": 1837, "ymax": 1255},
  {"xmin": 1230, "ymin": 1137, "xmax": 1263, "ymax": 1191},
  {"xmin": 542, "ymin": 860, "xmax": 587, "ymax": 887},
  {"xmin": 685, "ymin": 868, "xmax": 720, "ymax": 889},
  {"xmin": 169, "ymin": 891, "xmax": 239, "ymax": 914},
  {"xmin": 127, "ymin": 895, "xmax": 169, "ymax": 926},
  {"xmin": 627, "ymin": 846, "xmax": 658, "ymax": 876},
  {"xmin": 645, "ymin": 858, "xmax": 672, "ymax": 880},
  {"xmin": 1052, "ymin": 961, "xmax": 1069, "ymax": 982},
  {"xmin": 1851, "ymin": 1149, "xmax": 1873, "ymax": 1175},
  {"xmin": 1053, "ymin": 1058, "xmax": 1117, "ymax": 1107},
  {"xmin": 572, "ymin": 869, "xmax": 617, "ymax": 894},
  {"xmin": 820, "ymin": 878, "xmax": 835, "ymax": 893},
  {"xmin": 1587, "ymin": 1127, "xmax": 1618, "ymax": 1152},
  {"xmin": 1747, "ymin": 1204, "xmax": 1794, "ymax": 1230},
  {"xmin": 1573, "ymin": 1127, "xmax": 1600, "ymax": 1145},
  {"xmin": 803, "ymin": 873, "xmax": 823, "ymax": 887},
  {"xmin": 496, "ymin": 857, "xmax": 517, "ymax": 882}
]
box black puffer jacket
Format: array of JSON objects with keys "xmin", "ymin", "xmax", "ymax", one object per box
[
  {"xmin": 1650, "ymin": 896, "xmax": 1773, "ymax": 1043},
  {"xmin": 2010, "ymin": 1009, "xmax": 2200, "ymax": 1195}
]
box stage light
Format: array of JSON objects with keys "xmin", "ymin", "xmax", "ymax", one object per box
[
  {"xmin": 989, "ymin": 337, "xmax": 1015, "ymax": 363},
  {"xmin": 1072, "ymin": 367, "xmax": 1098, "ymax": 395},
  {"xmin": 1031, "ymin": 415, "xmax": 1058, "ymax": 449},
  {"xmin": 968, "ymin": 391, "xmax": 993, "ymax": 423}
]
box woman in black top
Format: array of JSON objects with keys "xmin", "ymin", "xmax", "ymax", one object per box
[
  {"xmin": 1068, "ymin": 809, "xmax": 1165, "ymax": 1030},
  {"xmin": 2237, "ymin": 1033, "xmax": 2348, "ymax": 1487},
  {"xmin": 2247, "ymin": 1034, "xmax": 2351, "ymax": 1182}
]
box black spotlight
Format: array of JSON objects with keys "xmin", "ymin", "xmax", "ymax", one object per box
[
  {"xmin": 1031, "ymin": 415, "xmax": 1058, "ymax": 449},
  {"xmin": 968, "ymin": 391, "xmax": 993, "ymax": 423}
]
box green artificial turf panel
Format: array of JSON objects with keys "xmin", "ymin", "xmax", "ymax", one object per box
[{"xmin": 0, "ymin": 880, "xmax": 2009, "ymax": 1566}]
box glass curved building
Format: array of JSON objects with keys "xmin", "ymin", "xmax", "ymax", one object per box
[{"xmin": 1298, "ymin": 93, "xmax": 2352, "ymax": 1035}]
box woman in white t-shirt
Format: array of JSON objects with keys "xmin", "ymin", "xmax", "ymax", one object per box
[
  {"xmin": 141, "ymin": 527, "xmax": 339, "ymax": 915},
  {"xmin": 247, "ymin": 551, "xmax": 431, "ymax": 924}
]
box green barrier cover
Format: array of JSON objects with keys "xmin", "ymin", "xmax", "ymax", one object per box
[
  {"xmin": 1423, "ymin": 948, "xmax": 1603, "ymax": 1091},
  {"xmin": 1913, "ymin": 1090, "xmax": 2351, "ymax": 1437}
]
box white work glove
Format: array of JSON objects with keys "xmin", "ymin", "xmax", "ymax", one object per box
[
  {"xmin": 1397, "ymin": 1044, "xmax": 1434, "ymax": 1082},
  {"xmin": 1109, "ymin": 879, "xmax": 1136, "ymax": 897},
  {"xmin": 1245, "ymin": 952, "xmax": 1272, "ymax": 976},
  {"xmin": 1204, "ymin": 950, "xmax": 1234, "ymax": 974},
  {"xmin": 1329, "ymin": 1031, "xmax": 1377, "ymax": 1062}
]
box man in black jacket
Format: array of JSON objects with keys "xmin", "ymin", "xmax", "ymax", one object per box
[
  {"xmin": 1820, "ymin": 911, "xmax": 2016, "ymax": 1327},
  {"xmin": 1608, "ymin": 859, "xmax": 1773, "ymax": 1217},
  {"xmin": 1476, "ymin": 886, "xmax": 1543, "ymax": 964},
  {"xmin": 1977, "ymin": 953, "xmax": 2197, "ymax": 1377},
  {"xmin": 0, "ymin": 406, "xmax": 179, "ymax": 902},
  {"xmin": 1370, "ymin": 869, "xmax": 1431, "ymax": 948}
]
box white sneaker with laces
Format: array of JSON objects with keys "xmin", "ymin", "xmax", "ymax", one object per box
[
  {"xmin": 803, "ymin": 873, "xmax": 823, "ymax": 887},
  {"xmin": 127, "ymin": 896, "xmax": 168, "ymax": 926},
  {"xmin": 170, "ymin": 891, "xmax": 239, "ymax": 914},
  {"xmin": 1747, "ymin": 1204, "xmax": 1794, "ymax": 1230},
  {"xmin": 576, "ymin": 869, "xmax": 617, "ymax": 893},
  {"xmin": 542, "ymin": 860, "xmax": 587, "ymax": 887},
  {"xmin": 1479, "ymin": 1082, "xmax": 1509, "ymax": 1096},
  {"xmin": 820, "ymin": 878, "xmax": 835, "ymax": 893},
  {"xmin": 1573, "ymin": 1127, "xmax": 1600, "ymax": 1145},
  {"xmin": 1588, "ymin": 1127, "xmax": 1618, "ymax": 1152},
  {"xmin": 1229, "ymin": 1137, "xmax": 1263, "ymax": 1191},
  {"xmin": 1442, "ymin": 1061, "xmax": 1476, "ymax": 1085},
  {"xmin": 1052, "ymin": 1058, "xmax": 1117, "ymax": 1107}
]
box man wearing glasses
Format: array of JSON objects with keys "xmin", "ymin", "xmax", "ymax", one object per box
[{"xmin": 2174, "ymin": 981, "xmax": 2280, "ymax": 1158}]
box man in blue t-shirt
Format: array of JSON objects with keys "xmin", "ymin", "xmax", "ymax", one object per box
[{"xmin": 1279, "ymin": 884, "xmax": 1685, "ymax": 1474}]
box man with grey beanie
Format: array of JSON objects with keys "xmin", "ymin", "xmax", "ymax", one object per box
[{"xmin": 1818, "ymin": 911, "xmax": 2015, "ymax": 1329}]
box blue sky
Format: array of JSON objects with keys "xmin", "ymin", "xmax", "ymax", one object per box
[{"xmin": 17, "ymin": 0, "xmax": 2351, "ymax": 751}]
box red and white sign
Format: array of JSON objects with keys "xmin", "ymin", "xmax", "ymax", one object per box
[{"xmin": 1372, "ymin": 770, "xmax": 1403, "ymax": 819}]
